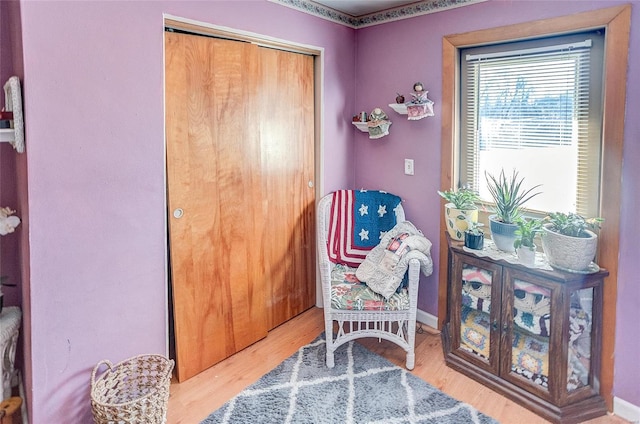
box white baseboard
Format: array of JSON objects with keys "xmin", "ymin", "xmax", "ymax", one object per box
[
  {"xmin": 614, "ymin": 396, "xmax": 640, "ymax": 423},
  {"xmin": 416, "ymin": 308, "xmax": 438, "ymax": 330}
]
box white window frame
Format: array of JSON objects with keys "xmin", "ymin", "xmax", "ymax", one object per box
[{"xmin": 459, "ymin": 32, "xmax": 604, "ymax": 218}]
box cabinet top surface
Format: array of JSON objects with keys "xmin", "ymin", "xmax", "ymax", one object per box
[{"xmin": 448, "ymin": 237, "xmax": 609, "ymax": 283}]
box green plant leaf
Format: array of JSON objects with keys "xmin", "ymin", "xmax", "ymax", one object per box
[{"xmin": 485, "ymin": 169, "xmax": 541, "ymax": 224}]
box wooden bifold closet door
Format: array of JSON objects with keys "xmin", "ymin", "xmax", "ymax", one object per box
[{"xmin": 165, "ymin": 30, "xmax": 315, "ymax": 382}]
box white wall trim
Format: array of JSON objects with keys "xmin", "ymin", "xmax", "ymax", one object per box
[
  {"xmin": 417, "ymin": 308, "xmax": 438, "ymax": 330},
  {"xmin": 614, "ymin": 396, "xmax": 640, "ymax": 423},
  {"xmin": 163, "ymin": 14, "xmax": 323, "ymax": 55},
  {"xmin": 268, "ymin": 0, "xmax": 486, "ymax": 28}
]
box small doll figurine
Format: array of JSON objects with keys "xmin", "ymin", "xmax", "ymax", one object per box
[
  {"xmin": 411, "ymin": 82, "xmax": 429, "ymax": 104},
  {"xmin": 367, "ymin": 107, "xmax": 392, "ymax": 139},
  {"xmin": 407, "ymin": 82, "xmax": 434, "ymax": 120},
  {"xmin": 368, "ymin": 107, "xmax": 388, "ymax": 124}
]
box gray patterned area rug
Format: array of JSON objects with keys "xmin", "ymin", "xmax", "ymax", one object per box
[{"xmin": 201, "ymin": 334, "xmax": 498, "ymax": 424}]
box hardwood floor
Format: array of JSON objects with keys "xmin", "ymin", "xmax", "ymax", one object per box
[{"xmin": 167, "ymin": 307, "xmax": 629, "ymax": 424}]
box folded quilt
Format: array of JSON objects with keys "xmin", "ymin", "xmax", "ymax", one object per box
[
  {"xmin": 328, "ymin": 190, "xmax": 402, "ymax": 267},
  {"xmin": 355, "ymin": 220, "xmax": 433, "ymax": 299}
]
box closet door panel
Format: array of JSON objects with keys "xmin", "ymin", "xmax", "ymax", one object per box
[
  {"xmin": 165, "ymin": 31, "xmax": 268, "ymax": 382},
  {"xmin": 258, "ymin": 47, "xmax": 316, "ymax": 330}
]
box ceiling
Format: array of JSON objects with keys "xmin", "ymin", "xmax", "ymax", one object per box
[{"xmin": 311, "ymin": 1, "xmax": 421, "ymax": 17}]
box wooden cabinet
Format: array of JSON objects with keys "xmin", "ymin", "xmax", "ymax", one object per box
[{"xmin": 442, "ymin": 238, "xmax": 608, "ymax": 423}]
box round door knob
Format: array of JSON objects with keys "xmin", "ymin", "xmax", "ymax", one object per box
[
  {"xmin": 308, "ymin": 180, "xmax": 314, "ymax": 188},
  {"xmin": 173, "ymin": 208, "xmax": 184, "ymax": 219}
]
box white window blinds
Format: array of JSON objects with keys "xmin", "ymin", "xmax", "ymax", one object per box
[{"xmin": 460, "ymin": 32, "xmax": 604, "ymax": 217}]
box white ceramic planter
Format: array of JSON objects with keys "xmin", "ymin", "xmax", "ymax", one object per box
[
  {"xmin": 516, "ymin": 246, "xmax": 536, "ymax": 267},
  {"xmin": 444, "ymin": 204, "xmax": 478, "ymax": 241},
  {"xmin": 541, "ymin": 224, "xmax": 597, "ymax": 272}
]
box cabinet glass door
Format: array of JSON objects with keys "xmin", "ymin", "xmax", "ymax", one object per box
[
  {"xmin": 459, "ymin": 263, "xmax": 494, "ymax": 360},
  {"xmin": 509, "ymin": 278, "xmax": 551, "ymax": 391},
  {"xmin": 567, "ymin": 287, "xmax": 594, "ymax": 392}
]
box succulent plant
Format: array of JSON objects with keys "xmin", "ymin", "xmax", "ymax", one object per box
[
  {"xmin": 485, "ymin": 169, "xmax": 541, "ymax": 224},
  {"xmin": 544, "ymin": 212, "xmax": 603, "ymax": 238},
  {"xmin": 437, "ymin": 188, "xmax": 479, "ymax": 210}
]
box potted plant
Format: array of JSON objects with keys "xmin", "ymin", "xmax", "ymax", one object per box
[
  {"xmin": 514, "ymin": 217, "xmax": 542, "ymax": 266},
  {"xmin": 438, "ymin": 188, "xmax": 479, "ymax": 241},
  {"xmin": 464, "ymin": 222, "xmax": 485, "ymax": 250},
  {"xmin": 541, "ymin": 212, "xmax": 603, "ymax": 272},
  {"xmin": 485, "ymin": 169, "xmax": 541, "ymax": 252}
]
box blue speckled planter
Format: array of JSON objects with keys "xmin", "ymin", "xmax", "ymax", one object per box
[{"xmin": 489, "ymin": 215, "xmax": 518, "ymax": 252}]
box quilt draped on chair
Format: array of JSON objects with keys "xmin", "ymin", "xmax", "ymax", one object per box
[{"xmin": 327, "ymin": 189, "xmax": 401, "ymax": 267}]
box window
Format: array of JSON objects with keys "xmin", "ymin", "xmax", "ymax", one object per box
[{"xmin": 459, "ymin": 31, "xmax": 604, "ymax": 218}]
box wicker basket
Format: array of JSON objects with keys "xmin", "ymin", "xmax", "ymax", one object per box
[{"xmin": 91, "ymin": 354, "xmax": 174, "ymax": 424}]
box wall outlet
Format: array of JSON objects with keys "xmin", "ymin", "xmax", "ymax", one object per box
[{"xmin": 404, "ymin": 159, "xmax": 414, "ymax": 175}]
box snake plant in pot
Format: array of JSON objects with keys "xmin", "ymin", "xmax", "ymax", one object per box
[
  {"xmin": 485, "ymin": 169, "xmax": 542, "ymax": 252},
  {"xmin": 541, "ymin": 212, "xmax": 603, "ymax": 272},
  {"xmin": 438, "ymin": 188, "xmax": 479, "ymax": 241}
]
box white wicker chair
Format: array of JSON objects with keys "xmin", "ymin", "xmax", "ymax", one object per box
[{"xmin": 317, "ymin": 192, "xmax": 427, "ymax": 370}]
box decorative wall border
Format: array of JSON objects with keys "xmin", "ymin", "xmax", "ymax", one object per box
[{"xmin": 270, "ymin": 0, "xmax": 485, "ymax": 28}]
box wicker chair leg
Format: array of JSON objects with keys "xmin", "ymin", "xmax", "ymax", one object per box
[
  {"xmin": 326, "ymin": 348, "xmax": 335, "ymax": 368},
  {"xmin": 405, "ymin": 352, "xmax": 415, "ymax": 370}
]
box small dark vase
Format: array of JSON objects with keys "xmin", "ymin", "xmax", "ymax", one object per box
[{"xmin": 465, "ymin": 231, "xmax": 484, "ymax": 250}]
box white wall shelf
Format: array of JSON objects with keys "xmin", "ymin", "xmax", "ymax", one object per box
[
  {"xmin": 388, "ymin": 103, "xmax": 408, "ymax": 115},
  {"xmin": 0, "ymin": 128, "xmax": 15, "ymax": 143},
  {"xmin": 352, "ymin": 121, "xmax": 369, "ymax": 132}
]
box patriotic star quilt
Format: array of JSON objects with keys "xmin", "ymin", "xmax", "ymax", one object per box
[{"xmin": 328, "ymin": 190, "xmax": 402, "ymax": 267}]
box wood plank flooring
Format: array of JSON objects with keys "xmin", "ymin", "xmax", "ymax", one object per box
[{"xmin": 167, "ymin": 307, "xmax": 629, "ymax": 424}]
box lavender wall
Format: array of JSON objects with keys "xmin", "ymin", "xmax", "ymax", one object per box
[
  {"xmin": 17, "ymin": 1, "xmax": 355, "ymax": 422},
  {"xmin": 9, "ymin": 0, "xmax": 640, "ymax": 421},
  {"xmin": 354, "ymin": 0, "xmax": 640, "ymax": 410}
]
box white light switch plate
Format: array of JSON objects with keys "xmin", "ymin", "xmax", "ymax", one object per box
[{"xmin": 404, "ymin": 159, "xmax": 414, "ymax": 175}]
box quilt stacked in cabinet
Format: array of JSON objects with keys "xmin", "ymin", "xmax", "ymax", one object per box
[
  {"xmin": 460, "ymin": 265, "xmax": 493, "ymax": 358},
  {"xmin": 458, "ymin": 269, "xmax": 593, "ymax": 391},
  {"xmin": 510, "ymin": 280, "xmax": 551, "ymax": 387}
]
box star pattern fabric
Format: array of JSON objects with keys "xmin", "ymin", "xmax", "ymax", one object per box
[
  {"xmin": 328, "ymin": 190, "xmax": 402, "ymax": 267},
  {"xmin": 378, "ymin": 204, "xmax": 387, "ymax": 217}
]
